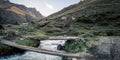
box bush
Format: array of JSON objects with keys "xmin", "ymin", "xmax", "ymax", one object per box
[
  {"xmin": 76, "ymin": 15, "xmax": 94, "ymax": 23},
  {"xmin": 64, "ymin": 38, "xmax": 98, "ymax": 53}
]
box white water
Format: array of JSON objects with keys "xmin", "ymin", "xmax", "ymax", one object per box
[{"xmin": 0, "ymin": 40, "xmax": 66, "ymax": 60}]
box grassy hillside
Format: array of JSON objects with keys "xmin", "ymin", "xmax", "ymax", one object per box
[
  {"xmin": 35, "ymin": 0, "xmax": 120, "ymax": 36},
  {"xmin": 48, "ymin": 0, "xmax": 120, "ymax": 19}
]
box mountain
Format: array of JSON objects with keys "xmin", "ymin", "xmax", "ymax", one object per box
[
  {"xmin": 0, "ymin": 0, "xmax": 43, "ymax": 24},
  {"xmin": 48, "ymin": 0, "xmax": 120, "ymax": 20},
  {"xmin": 38, "ymin": 0, "xmax": 120, "ymax": 36}
]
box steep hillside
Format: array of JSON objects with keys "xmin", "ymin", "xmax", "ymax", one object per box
[
  {"xmin": 0, "ymin": 0, "xmax": 43, "ymax": 24},
  {"xmin": 37, "ymin": 0, "xmax": 120, "ymax": 36},
  {"xmin": 48, "ymin": 0, "xmax": 120, "ymax": 19}
]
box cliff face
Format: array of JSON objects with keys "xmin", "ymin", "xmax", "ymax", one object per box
[{"xmin": 0, "ymin": 0, "xmax": 43, "ymax": 24}]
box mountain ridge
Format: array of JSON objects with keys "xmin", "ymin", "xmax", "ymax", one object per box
[
  {"xmin": 47, "ymin": 0, "xmax": 120, "ymax": 20},
  {"xmin": 0, "ymin": 0, "xmax": 43, "ymax": 24}
]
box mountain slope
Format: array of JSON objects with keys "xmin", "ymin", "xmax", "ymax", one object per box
[
  {"xmin": 0, "ymin": 0, "xmax": 43, "ymax": 24},
  {"xmin": 37, "ymin": 0, "xmax": 120, "ymax": 36},
  {"xmin": 48, "ymin": 0, "xmax": 120, "ymax": 20}
]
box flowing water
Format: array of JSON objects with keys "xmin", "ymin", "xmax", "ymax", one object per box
[{"xmin": 0, "ymin": 40, "xmax": 66, "ymax": 60}]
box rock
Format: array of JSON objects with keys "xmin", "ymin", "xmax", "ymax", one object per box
[
  {"xmin": 110, "ymin": 37, "xmax": 120, "ymax": 60},
  {"xmin": 89, "ymin": 37, "xmax": 120, "ymax": 60},
  {"xmin": 57, "ymin": 44, "xmax": 64, "ymax": 50}
]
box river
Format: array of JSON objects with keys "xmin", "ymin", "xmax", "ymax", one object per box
[{"xmin": 0, "ymin": 40, "xmax": 66, "ymax": 60}]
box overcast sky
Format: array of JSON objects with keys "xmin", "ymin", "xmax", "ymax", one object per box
[
  {"xmin": 9, "ymin": 0, "xmax": 80, "ymax": 16},
  {"xmin": 10, "ymin": 0, "xmax": 80, "ymax": 16}
]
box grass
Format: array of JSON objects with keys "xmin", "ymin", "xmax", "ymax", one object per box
[
  {"xmin": 31, "ymin": 31, "xmax": 48, "ymax": 39},
  {"xmin": 16, "ymin": 39, "xmax": 40, "ymax": 47}
]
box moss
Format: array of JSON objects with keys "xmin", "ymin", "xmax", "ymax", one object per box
[{"xmin": 16, "ymin": 39, "xmax": 40, "ymax": 47}]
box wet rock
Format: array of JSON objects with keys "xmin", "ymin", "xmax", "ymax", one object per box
[{"xmin": 57, "ymin": 44, "xmax": 64, "ymax": 50}]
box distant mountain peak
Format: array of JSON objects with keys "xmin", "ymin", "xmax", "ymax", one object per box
[{"xmin": 0, "ymin": 0, "xmax": 43, "ymax": 24}]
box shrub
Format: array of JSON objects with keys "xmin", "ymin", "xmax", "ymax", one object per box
[
  {"xmin": 64, "ymin": 38, "xmax": 98, "ymax": 53},
  {"xmin": 76, "ymin": 15, "xmax": 94, "ymax": 23}
]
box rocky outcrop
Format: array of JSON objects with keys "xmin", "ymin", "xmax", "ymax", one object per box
[
  {"xmin": 0, "ymin": 0, "xmax": 43, "ymax": 24},
  {"xmin": 88, "ymin": 37, "xmax": 120, "ymax": 60}
]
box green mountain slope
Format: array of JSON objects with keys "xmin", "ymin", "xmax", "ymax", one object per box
[{"xmin": 36, "ymin": 0, "xmax": 120, "ymax": 36}]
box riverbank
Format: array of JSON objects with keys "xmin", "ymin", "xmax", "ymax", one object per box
[
  {"xmin": 0, "ymin": 44, "xmax": 24, "ymax": 56},
  {"xmin": 64, "ymin": 36, "xmax": 120, "ymax": 60}
]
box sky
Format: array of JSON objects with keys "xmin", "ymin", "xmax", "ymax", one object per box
[{"xmin": 9, "ymin": 0, "xmax": 80, "ymax": 16}]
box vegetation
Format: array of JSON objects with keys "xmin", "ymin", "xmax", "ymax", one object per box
[
  {"xmin": 3, "ymin": 30, "xmax": 21, "ymax": 40},
  {"xmin": 16, "ymin": 39, "xmax": 40, "ymax": 47},
  {"xmin": 0, "ymin": 43, "xmax": 24, "ymax": 56},
  {"xmin": 64, "ymin": 38, "xmax": 97, "ymax": 53},
  {"xmin": 76, "ymin": 11, "xmax": 120, "ymax": 26},
  {"xmin": 0, "ymin": 0, "xmax": 120, "ymax": 57}
]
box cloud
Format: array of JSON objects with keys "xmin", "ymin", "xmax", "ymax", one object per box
[{"xmin": 45, "ymin": 2, "xmax": 54, "ymax": 9}]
